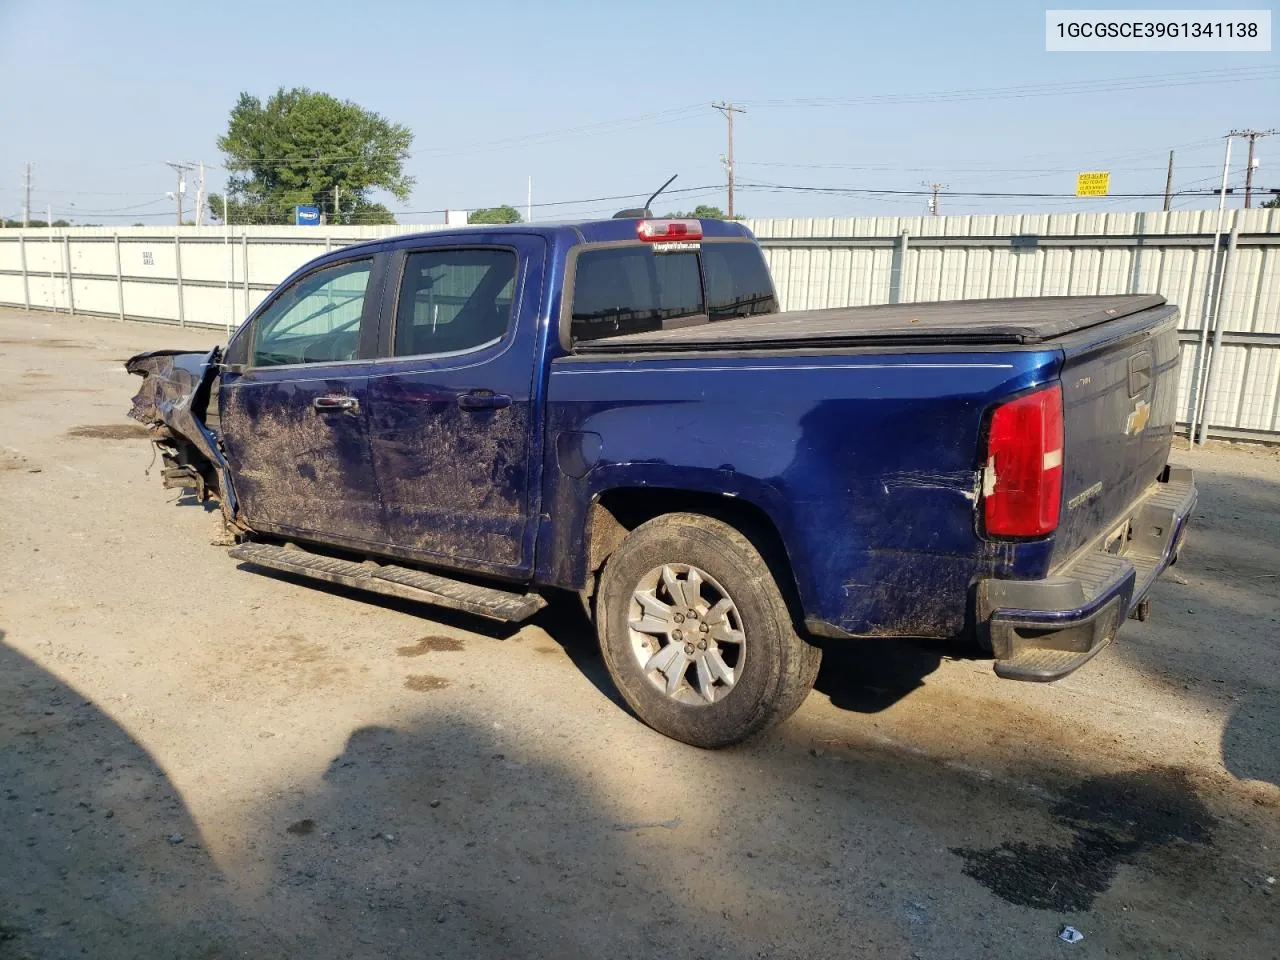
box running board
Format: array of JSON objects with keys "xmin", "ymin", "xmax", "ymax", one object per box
[{"xmin": 228, "ymin": 541, "xmax": 546, "ymax": 622}]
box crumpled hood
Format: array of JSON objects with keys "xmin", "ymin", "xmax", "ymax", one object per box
[{"xmin": 125, "ymin": 347, "xmax": 225, "ymax": 473}]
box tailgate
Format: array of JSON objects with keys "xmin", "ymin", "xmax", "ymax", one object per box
[{"xmin": 1051, "ymin": 304, "xmax": 1181, "ymax": 564}]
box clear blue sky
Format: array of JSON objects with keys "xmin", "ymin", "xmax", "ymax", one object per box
[{"xmin": 0, "ymin": 0, "xmax": 1276, "ymax": 223}]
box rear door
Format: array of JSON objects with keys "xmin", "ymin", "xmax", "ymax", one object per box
[
  {"xmin": 366, "ymin": 233, "xmax": 546, "ymax": 577},
  {"xmin": 220, "ymin": 254, "xmax": 387, "ymax": 548}
]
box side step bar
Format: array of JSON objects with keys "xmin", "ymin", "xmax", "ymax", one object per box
[{"xmin": 228, "ymin": 541, "xmax": 547, "ymax": 622}]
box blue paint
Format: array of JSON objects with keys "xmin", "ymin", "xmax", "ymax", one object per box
[{"xmin": 197, "ymin": 217, "xmax": 1184, "ymax": 642}]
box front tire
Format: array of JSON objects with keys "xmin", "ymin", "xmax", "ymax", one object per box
[{"xmin": 596, "ymin": 513, "xmax": 821, "ymax": 748}]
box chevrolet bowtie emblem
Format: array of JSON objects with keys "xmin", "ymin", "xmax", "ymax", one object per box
[{"xmin": 1125, "ymin": 399, "xmax": 1152, "ymax": 436}]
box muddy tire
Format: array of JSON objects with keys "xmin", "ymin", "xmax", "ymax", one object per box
[{"xmin": 596, "ymin": 513, "xmax": 821, "ymax": 748}]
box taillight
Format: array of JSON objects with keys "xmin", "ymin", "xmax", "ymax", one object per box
[
  {"xmin": 637, "ymin": 219, "xmax": 703, "ymax": 242},
  {"xmin": 983, "ymin": 385, "xmax": 1063, "ymax": 537}
]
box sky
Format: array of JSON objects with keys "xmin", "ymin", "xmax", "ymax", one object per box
[{"xmin": 0, "ymin": 0, "xmax": 1276, "ymax": 224}]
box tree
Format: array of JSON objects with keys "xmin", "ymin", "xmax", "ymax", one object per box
[
  {"xmin": 212, "ymin": 87, "xmax": 414, "ymax": 225},
  {"xmin": 663, "ymin": 204, "xmax": 740, "ymax": 220},
  {"xmin": 468, "ymin": 205, "xmax": 523, "ymax": 224},
  {"xmin": 1263, "ymin": 194, "xmax": 1280, "ymax": 208}
]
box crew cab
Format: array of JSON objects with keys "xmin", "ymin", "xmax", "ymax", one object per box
[{"xmin": 126, "ymin": 216, "xmax": 1196, "ymax": 747}]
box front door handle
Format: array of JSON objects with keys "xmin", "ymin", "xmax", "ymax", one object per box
[
  {"xmin": 457, "ymin": 390, "xmax": 512, "ymax": 411},
  {"xmin": 313, "ymin": 395, "xmax": 359, "ymax": 413}
]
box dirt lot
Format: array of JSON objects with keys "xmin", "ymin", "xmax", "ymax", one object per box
[{"xmin": 1, "ymin": 307, "xmax": 1277, "ymax": 960}]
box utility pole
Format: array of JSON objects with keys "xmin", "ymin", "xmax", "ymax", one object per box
[
  {"xmin": 923, "ymin": 182, "xmax": 947, "ymax": 216},
  {"xmin": 194, "ymin": 161, "xmax": 206, "ymax": 227},
  {"xmin": 527, "ymin": 175, "xmax": 532, "ymax": 223},
  {"xmin": 333, "ymin": 184, "xmax": 341, "ymax": 225},
  {"xmin": 1230, "ymin": 129, "xmax": 1278, "ymax": 208},
  {"xmin": 165, "ymin": 161, "xmax": 194, "ymax": 225},
  {"xmin": 1163, "ymin": 150, "xmax": 1175, "ymax": 211},
  {"xmin": 23, "ymin": 162, "xmax": 31, "ymax": 228},
  {"xmin": 712, "ymin": 101, "xmax": 746, "ymax": 219}
]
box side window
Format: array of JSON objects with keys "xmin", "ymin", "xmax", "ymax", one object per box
[
  {"xmin": 252, "ymin": 259, "xmax": 372, "ymax": 367},
  {"xmin": 393, "ymin": 249, "xmax": 517, "ymax": 357},
  {"xmin": 703, "ymin": 243, "xmax": 778, "ymax": 321},
  {"xmin": 570, "ymin": 246, "xmax": 702, "ymax": 342}
]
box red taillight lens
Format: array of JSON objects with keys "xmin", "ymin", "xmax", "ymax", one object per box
[
  {"xmin": 983, "ymin": 385, "xmax": 1063, "ymax": 537},
  {"xmin": 637, "ymin": 219, "xmax": 703, "ymax": 242}
]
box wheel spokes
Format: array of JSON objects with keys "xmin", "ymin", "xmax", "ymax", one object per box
[
  {"xmin": 706, "ymin": 648, "xmax": 736, "ymax": 686},
  {"xmin": 627, "ymin": 563, "xmax": 744, "ymax": 706},
  {"xmin": 645, "ymin": 642, "xmax": 684, "ymax": 676}
]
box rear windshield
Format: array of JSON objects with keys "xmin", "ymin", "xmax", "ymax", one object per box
[{"xmin": 570, "ymin": 240, "xmax": 776, "ymax": 343}]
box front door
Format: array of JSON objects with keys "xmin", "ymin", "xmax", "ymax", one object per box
[
  {"xmin": 220, "ymin": 254, "xmax": 386, "ymax": 548},
  {"xmin": 367, "ymin": 236, "xmax": 545, "ymax": 576}
]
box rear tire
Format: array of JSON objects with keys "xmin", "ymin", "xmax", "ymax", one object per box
[{"xmin": 596, "ymin": 512, "xmax": 821, "ymax": 748}]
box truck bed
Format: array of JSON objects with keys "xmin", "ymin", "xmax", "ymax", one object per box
[{"xmin": 574, "ymin": 294, "xmax": 1167, "ymax": 352}]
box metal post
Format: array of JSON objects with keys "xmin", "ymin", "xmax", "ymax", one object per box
[
  {"xmin": 241, "ymin": 232, "xmax": 250, "ymax": 317},
  {"xmin": 1187, "ymin": 135, "xmax": 1233, "ymax": 447},
  {"xmin": 1195, "ymin": 224, "xmax": 1241, "ymax": 444},
  {"xmin": 224, "ymin": 217, "xmax": 233, "ymax": 335},
  {"xmin": 174, "ymin": 235, "xmax": 185, "ymax": 326},
  {"xmin": 889, "ymin": 230, "xmax": 911, "ymax": 304},
  {"xmin": 114, "ymin": 232, "xmax": 124, "ymax": 321},
  {"xmin": 19, "ymin": 233, "xmax": 29, "ymax": 310},
  {"xmin": 48, "ymin": 210, "xmax": 57, "ymax": 313},
  {"xmin": 62, "ymin": 233, "xmax": 74, "ymax": 314}
]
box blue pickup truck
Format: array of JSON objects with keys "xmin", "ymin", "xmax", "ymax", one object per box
[{"xmin": 127, "ymin": 216, "xmax": 1196, "ymax": 747}]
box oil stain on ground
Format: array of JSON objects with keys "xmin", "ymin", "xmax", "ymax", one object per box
[
  {"xmin": 396, "ymin": 635, "xmax": 465, "ymax": 657},
  {"xmin": 285, "ymin": 818, "xmax": 315, "ymax": 836},
  {"xmin": 65, "ymin": 423, "xmax": 152, "ymax": 441},
  {"xmin": 952, "ymin": 766, "xmax": 1215, "ymax": 912},
  {"xmin": 404, "ymin": 674, "xmax": 450, "ymax": 692}
]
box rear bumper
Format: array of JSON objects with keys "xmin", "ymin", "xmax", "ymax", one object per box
[{"xmin": 976, "ymin": 465, "xmax": 1197, "ymax": 682}]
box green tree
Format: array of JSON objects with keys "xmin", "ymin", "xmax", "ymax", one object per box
[
  {"xmin": 211, "ymin": 87, "xmax": 414, "ymax": 225},
  {"xmin": 468, "ymin": 205, "xmax": 523, "ymax": 224},
  {"xmin": 1263, "ymin": 194, "xmax": 1280, "ymax": 208},
  {"xmin": 664, "ymin": 204, "xmax": 741, "ymax": 220}
]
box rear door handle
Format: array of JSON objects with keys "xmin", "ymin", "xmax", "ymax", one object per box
[
  {"xmin": 457, "ymin": 390, "xmax": 512, "ymax": 411},
  {"xmin": 313, "ymin": 395, "xmax": 359, "ymax": 413}
]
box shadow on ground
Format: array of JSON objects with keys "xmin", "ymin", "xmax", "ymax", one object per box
[
  {"xmin": 3, "ymin": 626, "xmax": 1277, "ymax": 959},
  {"xmin": 0, "ymin": 632, "xmax": 243, "ymax": 959}
]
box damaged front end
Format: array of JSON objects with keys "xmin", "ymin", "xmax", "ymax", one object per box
[{"xmin": 125, "ymin": 347, "xmax": 239, "ymax": 521}]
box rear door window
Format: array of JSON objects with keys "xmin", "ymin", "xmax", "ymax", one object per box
[
  {"xmin": 393, "ymin": 249, "xmax": 517, "ymax": 357},
  {"xmin": 570, "ymin": 246, "xmax": 702, "ymax": 342}
]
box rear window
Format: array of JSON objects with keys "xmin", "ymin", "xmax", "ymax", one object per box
[
  {"xmin": 570, "ymin": 247, "xmax": 702, "ymax": 342},
  {"xmin": 704, "ymin": 243, "xmax": 778, "ymax": 321},
  {"xmin": 570, "ymin": 241, "xmax": 775, "ymax": 344}
]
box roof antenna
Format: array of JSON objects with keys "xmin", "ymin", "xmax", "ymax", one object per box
[{"xmin": 613, "ymin": 174, "xmax": 678, "ymax": 219}]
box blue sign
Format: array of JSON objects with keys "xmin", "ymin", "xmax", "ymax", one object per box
[{"xmin": 295, "ymin": 205, "xmax": 321, "ymax": 226}]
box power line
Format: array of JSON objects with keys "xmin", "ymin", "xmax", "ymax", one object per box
[
  {"xmin": 741, "ymin": 66, "xmax": 1279, "ymax": 109},
  {"xmin": 736, "ymin": 179, "xmax": 1248, "ymax": 200}
]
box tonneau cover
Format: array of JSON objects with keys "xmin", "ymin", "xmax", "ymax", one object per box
[{"xmin": 574, "ymin": 294, "xmax": 1168, "ymax": 352}]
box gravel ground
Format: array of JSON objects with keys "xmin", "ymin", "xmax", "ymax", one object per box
[{"xmin": 1, "ymin": 308, "xmax": 1277, "ymax": 960}]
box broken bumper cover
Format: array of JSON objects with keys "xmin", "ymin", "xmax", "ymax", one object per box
[{"xmin": 977, "ymin": 466, "xmax": 1197, "ymax": 682}]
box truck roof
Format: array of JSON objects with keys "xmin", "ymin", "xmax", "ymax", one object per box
[{"xmin": 332, "ymin": 217, "xmax": 755, "ymax": 257}]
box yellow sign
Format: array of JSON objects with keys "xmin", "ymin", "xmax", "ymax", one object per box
[{"xmin": 1076, "ymin": 171, "xmax": 1111, "ymax": 197}]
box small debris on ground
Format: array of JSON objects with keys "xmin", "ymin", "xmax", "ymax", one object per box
[
  {"xmin": 166, "ymin": 834, "xmax": 184, "ymax": 845},
  {"xmin": 1058, "ymin": 925, "xmax": 1084, "ymax": 943}
]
